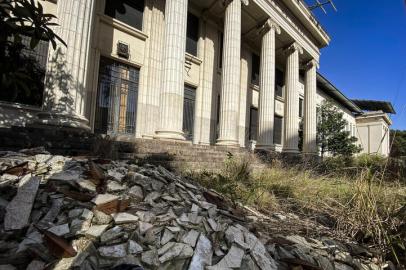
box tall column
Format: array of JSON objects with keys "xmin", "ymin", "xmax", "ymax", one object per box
[
  {"xmin": 257, "ymin": 19, "xmax": 280, "ymax": 149},
  {"xmin": 283, "ymin": 43, "xmax": 303, "ymax": 153},
  {"xmin": 138, "ymin": 0, "xmax": 165, "ymax": 138},
  {"xmin": 155, "ymin": 0, "xmax": 188, "ymax": 140},
  {"xmin": 217, "ymin": 0, "xmax": 248, "ymax": 146},
  {"xmin": 303, "ymin": 59, "xmax": 319, "ymax": 154},
  {"xmin": 38, "ymin": 0, "xmax": 96, "ymax": 130}
]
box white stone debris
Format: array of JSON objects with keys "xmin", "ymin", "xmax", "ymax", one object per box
[
  {"xmin": 4, "ymin": 175, "xmax": 40, "ymax": 230},
  {"xmin": 0, "ymin": 150, "xmax": 388, "ymax": 270}
]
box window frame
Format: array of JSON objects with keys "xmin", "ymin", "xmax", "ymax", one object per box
[
  {"xmin": 104, "ymin": 0, "xmax": 145, "ymax": 31},
  {"xmin": 186, "ymin": 12, "xmax": 199, "ymax": 56}
]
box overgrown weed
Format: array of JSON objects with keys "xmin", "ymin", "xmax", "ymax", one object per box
[{"xmin": 185, "ymin": 154, "xmax": 406, "ymax": 265}]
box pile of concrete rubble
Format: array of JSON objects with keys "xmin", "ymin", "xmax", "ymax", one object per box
[{"xmin": 0, "ymin": 148, "xmax": 393, "ymax": 269}]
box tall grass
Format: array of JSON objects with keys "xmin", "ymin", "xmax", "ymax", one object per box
[{"xmin": 186, "ymin": 155, "xmax": 406, "ymax": 265}]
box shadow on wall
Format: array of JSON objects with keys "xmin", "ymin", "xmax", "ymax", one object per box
[
  {"xmin": 43, "ymin": 48, "xmax": 74, "ymax": 114},
  {"xmin": 0, "ymin": 47, "xmax": 90, "ymax": 130}
]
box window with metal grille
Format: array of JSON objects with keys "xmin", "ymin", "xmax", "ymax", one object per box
[
  {"xmin": 105, "ymin": 0, "xmax": 144, "ymax": 30},
  {"xmin": 274, "ymin": 115, "xmax": 283, "ymax": 145},
  {"xmin": 186, "ymin": 12, "xmax": 199, "ymax": 56},
  {"xmin": 94, "ymin": 57, "xmax": 139, "ymax": 135},
  {"xmin": 251, "ymin": 53, "xmax": 260, "ymax": 85},
  {"xmin": 0, "ymin": 35, "xmax": 49, "ymax": 106},
  {"xmin": 183, "ymin": 85, "xmax": 196, "ymax": 141},
  {"xmin": 249, "ymin": 107, "xmax": 258, "ymax": 141},
  {"xmin": 275, "ymin": 69, "xmax": 284, "ymax": 98}
]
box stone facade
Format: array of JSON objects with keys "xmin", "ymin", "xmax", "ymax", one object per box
[{"xmin": 0, "ymin": 0, "xmax": 393, "ymax": 156}]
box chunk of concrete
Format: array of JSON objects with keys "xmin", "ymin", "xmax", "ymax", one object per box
[
  {"xmin": 158, "ymin": 243, "xmax": 193, "ymax": 263},
  {"xmin": 101, "ymin": 226, "xmax": 124, "ymax": 243},
  {"xmin": 98, "ymin": 244, "xmax": 127, "ymax": 258},
  {"xmin": 112, "ymin": 212, "xmax": 139, "ymax": 224},
  {"xmin": 85, "ymin": 224, "xmax": 109, "ymax": 239},
  {"xmin": 48, "ymin": 224, "xmax": 70, "ymax": 236},
  {"xmin": 182, "ymin": 229, "xmax": 200, "ymax": 247},
  {"xmin": 128, "ymin": 185, "xmax": 144, "ymax": 201},
  {"xmin": 92, "ymin": 194, "xmax": 119, "ymax": 205},
  {"xmin": 208, "ymin": 245, "xmax": 245, "ymax": 269},
  {"xmin": 4, "ymin": 175, "xmax": 40, "ymax": 230},
  {"xmin": 188, "ymin": 234, "xmax": 213, "ymax": 270},
  {"xmin": 92, "ymin": 210, "xmax": 113, "ymax": 224},
  {"xmin": 128, "ymin": 240, "xmax": 143, "ymax": 254}
]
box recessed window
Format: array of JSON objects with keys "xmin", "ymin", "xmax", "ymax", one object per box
[
  {"xmin": 249, "ymin": 107, "xmax": 258, "ymax": 141},
  {"xmin": 95, "ymin": 57, "xmax": 140, "ymax": 135},
  {"xmin": 218, "ymin": 32, "xmax": 224, "ymax": 69},
  {"xmin": 105, "ymin": 0, "xmax": 145, "ymax": 30},
  {"xmin": 186, "ymin": 12, "xmax": 199, "ymax": 56},
  {"xmin": 275, "ymin": 69, "xmax": 284, "ymax": 98},
  {"xmin": 183, "ymin": 85, "xmax": 196, "ymax": 141},
  {"xmin": 251, "ymin": 53, "xmax": 260, "ymax": 85},
  {"xmin": 274, "ymin": 115, "xmax": 283, "ymax": 145},
  {"xmin": 299, "ymin": 97, "xmax": 304, "ymax": 117}
]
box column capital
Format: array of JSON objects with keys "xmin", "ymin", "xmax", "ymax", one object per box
[
  {"xmin": 223, "ymin": 0, "xmax": 249, "ymax": 8},
  {"xmin": 284, "ymin": 42, "xmax": 303, "ymax": 55},
  {"xmin": 259, "ymin": 18, "xmax": 281, "ymax": 35},
  {"xmin": 304, "ymin": 59, "xmax": 319, "ymax": 70}
]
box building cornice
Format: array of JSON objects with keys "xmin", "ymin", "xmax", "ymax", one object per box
[{"xmin": 253, "ymin": 0, "xmax": 321, "ymax": 61}]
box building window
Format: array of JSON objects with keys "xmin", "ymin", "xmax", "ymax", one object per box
[
  {"xmin": 251, "ymin": 53, "xmax": 260, "ymax": 85},
  {"xmin": 275, "ymin": 69, "xmax": 284, "ymax": 98},
  {"xmin": 0, "ymin": 35, "xmax": 49, "ymax": 107},
  {"xmin": 299, "ymin": 97, "xmax": 304, "ymax": 117},
  {"xmin": 183, "ymin": 85, "xmax": 196, "ymax": 141},
  {"xmin": 186, "ymin": 12, "xmax": 199, "ymax": 56},
  {"xmin": 95, "ymin": 57, "xmax": 139, "ymax": 135},
  {"xmin": 249, "ymin": 107, "xmax": 258, "ymax": 141},
  {"xmin": 274, "ymin": 115, "xmax": 283, "ymax": 145},
  {"xmin": 218, "ymin": 32, "xmax": 224, "ymax": 69},
  {"xmin": 105, "ymin": 0, "xmax": 145, "ymax": 30}
]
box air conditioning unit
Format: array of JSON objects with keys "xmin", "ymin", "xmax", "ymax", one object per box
[{"xmin": 117, "ymin": 41, "xmax": 129, "ymax": 59}]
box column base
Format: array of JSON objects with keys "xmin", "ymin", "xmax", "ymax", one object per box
[
  {"xmin": 255, "ymin": 144, "xmax": 276, "ymax": 151},
  {"xmin": 216, "ymin": 138, "xmax": 239, "ymax": 147},
  {"xmin": 36, "ymin": 111, "xmax": 91, "ymax": 131},
  {"xmin": 154, "ymin": 130, "xmax": 186, "ymax": 141},
  {"xmin": 282, "ymin": 148, "xmax": 300, "ymax": 154}
]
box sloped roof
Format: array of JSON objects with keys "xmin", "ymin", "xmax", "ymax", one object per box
[
  {"xmin": 316, "ymin": 73, "xmax": 362, "ymax": 114},
  {"xmin": 351, "ymin": 99, "xmax": 396, "ymax": 114}
]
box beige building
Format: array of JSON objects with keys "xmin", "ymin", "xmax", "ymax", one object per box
[{"xmin": 0, "ymin": 0, "xmax": 395, "ymax": 156}]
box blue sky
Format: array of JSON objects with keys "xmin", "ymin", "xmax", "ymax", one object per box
[{"xmin": 308, "ymin": 0, "xmax": 406, "ymax": 130}]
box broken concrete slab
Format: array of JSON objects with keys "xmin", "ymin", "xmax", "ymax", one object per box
[
  {"xmin": 85, "ymin": 224, "xmax": 109, "ymax": 239},
  {"xmin": 98, "ymin": 243, "xmax": 127, "ymax": 258},
  {"xmin": 188, "ymin": 234, "xmax": 213, "ymax": 270},
  {"xmin": 158, "ymin": 242, "xmax": 194, "ymax": 263},
  {"xmin": 4, "ymin": 175, "xmax": 40, "ymax": 230},
  {"xmin": 182, "ymin": 229, "xmax": 200, "ymax": 247},
  {"xmin": 91, "ymin": 194, "xmax": 119, "ymax": 205},
  {"xmin": 112, "ymin": 212, "xmax": 139, "ymax": 224},
  {"xmin": 48, "ymin": 223, "xmax": 70, "ymax": 236},
  {"xmin": 208, "ymin": 245, "xmax": 245, "ymax": 269},
  {"xmin": 128, "ymin": 240, "xmax": 143, "ymax": 254}
]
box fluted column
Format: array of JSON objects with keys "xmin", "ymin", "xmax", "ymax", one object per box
[
  {"xmin": 217, "ymin": 0, "xmax": 248, "ymax": 146},
  {"xmin": 303, "ymin": 59, "xmax": 319, "ymax": 154},
  {"xmin": 155, "ymin": 0, "xmax": 188, "ymax": 140},
  {"xmin": 283, "ymin": 43, "xmax": 303, "ymax": 153},
  {"xmin": 38, "ymin": 0, "xmax": 96, "ymax": 129},
  {"xmin": 257, "ymin": 19, "xmax": 280, "ymax": 149}
]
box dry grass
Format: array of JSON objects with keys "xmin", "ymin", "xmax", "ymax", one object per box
[{"xmin": 186, "ymin": 155, "xmax": 406, "ymax": 264}]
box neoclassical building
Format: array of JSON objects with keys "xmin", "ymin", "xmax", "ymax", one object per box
[{"xmin": 0, "ymin": 0, "xmax": 394, "ymax": 156}]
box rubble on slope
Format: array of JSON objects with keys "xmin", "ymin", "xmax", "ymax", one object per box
[{"xmin": 0, "ymin": 147, "xmax": 392, "ymax": 269}]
